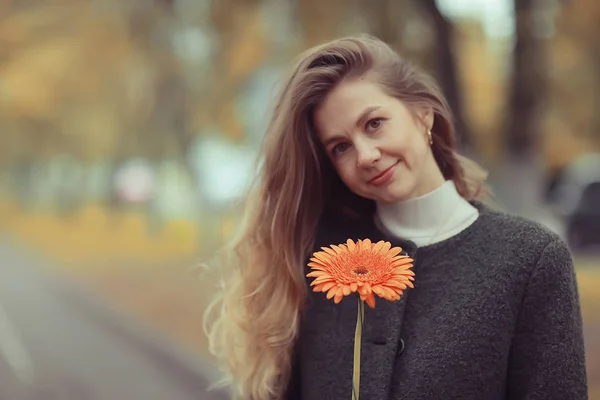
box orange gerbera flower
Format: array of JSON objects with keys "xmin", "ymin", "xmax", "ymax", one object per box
[{"xmin": 307, "ymin": 238, "xmax": 415, "ymax": 308}]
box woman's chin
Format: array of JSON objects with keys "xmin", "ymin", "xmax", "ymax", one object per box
[{"xmin": 371, "ymin": 189, "xmax": 411, "ymax": 204}]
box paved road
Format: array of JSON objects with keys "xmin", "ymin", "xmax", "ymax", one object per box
[{"xmin": 0, "ymin": 239, "xmax": 229, "ymax": 400}]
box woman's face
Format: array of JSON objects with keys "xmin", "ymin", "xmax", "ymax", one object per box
[{"xmin": 314, "ymin": 78, "xmax": 445, "ymax": 204}]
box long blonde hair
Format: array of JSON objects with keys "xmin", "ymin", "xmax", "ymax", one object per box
[{"xmin": 203, "ymin": 35, "xmax": 488, "ymax": 400}]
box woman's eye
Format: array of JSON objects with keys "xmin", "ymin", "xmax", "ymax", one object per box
[
  {"xmin": 332, "ymin": 142, "xmax": 351, "ymax": 156},
  {"xmin": 366, "ymin": 118, "xmax": 383, "ymax": 131}
]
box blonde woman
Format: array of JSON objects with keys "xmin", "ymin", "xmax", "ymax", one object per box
[{"xmin": 204, "ymin": 36, "xmax": 587, "ymax": 400}]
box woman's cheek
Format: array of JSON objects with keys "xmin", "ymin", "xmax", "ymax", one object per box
[
  {"xmin": 334, "ymin": 163, "xmax": 354, "ymax": 185},
  {"xmin": 340, "ymin": 169, "xmax": 357, "ymax": 187}
]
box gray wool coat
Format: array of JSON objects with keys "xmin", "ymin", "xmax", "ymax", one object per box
[{"xmin": 286, "ymin": 202, "xmax": 587, "ymax": 400}]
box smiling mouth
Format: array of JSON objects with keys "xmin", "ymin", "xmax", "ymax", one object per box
[{"xmin": 368, "ymin": 160, "xmax": 401, "ymax": 184}]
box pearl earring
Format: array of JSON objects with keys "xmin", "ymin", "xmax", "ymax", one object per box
[{"xmin": 427, "ymin": 130, "xmax": 433, "ymax": 145}]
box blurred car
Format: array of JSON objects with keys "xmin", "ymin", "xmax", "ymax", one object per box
[{"xmin": 547, "ymin": 153, "xmax": 600, "ymax": 252}]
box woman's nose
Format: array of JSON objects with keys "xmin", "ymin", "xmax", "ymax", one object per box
[{"xmin": 356, "ymin": 142, "xmax": 381, "ymax": 167}]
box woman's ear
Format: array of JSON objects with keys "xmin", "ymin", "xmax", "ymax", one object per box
[{"xmin": 418, "ymin": 107, "xmax": 435, "ymax": 131}]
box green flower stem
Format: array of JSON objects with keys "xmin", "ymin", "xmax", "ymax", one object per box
[{"xmin": 352, "ymin": 297, "xmax": 365, "ymax": 400}]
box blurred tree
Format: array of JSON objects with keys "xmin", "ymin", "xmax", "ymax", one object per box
[
  {"xmin": 358, "ymin": 0, "xmax": 405, "ymax": 47},
  {"xmin": 0, "ymin": 2, "xmax": 159, "ymax": 161},
  {"xmin": 546, "ymin": 0, "xmax": 600, "ymax": 151},
  {"xmin": 297, "ymin": 0, "xmax": 348, "ymax": 47},
  {"xmin": 0, "ymin": 0, "xmax": 192, "ymax": 215},
  {"xmin": 504, "ymin": 0, "xmax": 547, "ymax": 158},
  {"xmin": 489, "ymin": 0, "xmax": 550, "ymax": 215},
  {"xmin": 207, "ymin": 0, "xmax": 266, "ymax": 142},
  {"xmin": 416, "ymin": 0, "xmax": 473, "ymax": 152}
]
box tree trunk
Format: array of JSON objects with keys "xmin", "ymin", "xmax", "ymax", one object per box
[
  {"xmin": 418, "ymin": 0, "xmax": 472, "ymax": 152},
  {"xmin": 358, "ymin": 0, "xmax": 404, "ymax": 47},
  {"xmin": 296, "ymin": 0, "xmax": 348, "ymax": 47},
  {"xmin": 490, "ymin": 0, "xmax": 550, "ymax": 220},
  {"xmin": 505, "ymin": 0, "xmax": 546, "ymax": 158}
]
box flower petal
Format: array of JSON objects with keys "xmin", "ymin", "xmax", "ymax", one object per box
[
  {"xmin": 388, "ymin": 247, "xmax": 402, "ymax": 257},
  {"xmin": 358, "ymin": 282, "xmax": 372, "ymax": 296},
  {"xmin": 372, "ymin": 285, "xmax": 384, "ymax": 297},
  {"xmin": 386, "ymin": 280, "xmax": 408, "ymax": 290},
  {"xmin": 334, "ymin": 293, "xmax": 344, "ymax": 304},
  {"xmin": 314, "ymin": 252, "xmax": 332, "ymax": 263},
  {"xmin": 381, "ymin": 241, "xmax": 392, "ymax": 253},
  {"xmin": 331, "ymin": 244, "xmax": 346, "ymax": 254},
  {"xmin": 321, "ymin": 247, "xmax": 337, "ymax": 257},
  {"xmin": 381, "ymin": 286, "xmax": 401, "ymax": 299},
  {"xmin": 393, "ymin": 267, "xmax": 414, "ymax": 275},
  {"xmin": 365, "ymin": 293, "xmax": 376, "ymax": 308},
  {"xmin": 326, "ymin": 287, "xmax": 337, "ymax": 299},
  {"xmin": 392, "ymin": 259, "xmax": 413, "ymax": 267},
  {"xmin": 310, "ymin": 276, "xmax": 333, "ymax": 285},
  {"xmin": 307, "ymin": 262, "xmax": 327, "ymax": 270},
  {"xmin": 311, "ymin": 273, "xmax": 334, "ymax": 281},
  {"xmin": 346, "ymin": 239, "xmax": 356, "ymax": 251}
]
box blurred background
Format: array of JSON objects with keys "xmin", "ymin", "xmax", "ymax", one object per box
[{"xmin": 1, "ymin": 0, "xmax": 599, "ymax": 398}]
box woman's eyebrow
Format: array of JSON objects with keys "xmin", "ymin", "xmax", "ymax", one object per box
[
  {"xmin": 355, "ymin": 106, "xmax": 381, "ymax": 128},
  {"xmin": 322, "ymin": 105, "xmax": 382, "ymax": 147}
]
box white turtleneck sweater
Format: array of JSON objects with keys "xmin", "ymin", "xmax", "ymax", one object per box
[{"xmin": 375, "ymin": 180, "xmax": 479, "ymax": 247}]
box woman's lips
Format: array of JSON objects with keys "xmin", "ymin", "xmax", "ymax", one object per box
[{"xmin": 368, "ymin": 160, "xmax": 400, "ymax": 186}]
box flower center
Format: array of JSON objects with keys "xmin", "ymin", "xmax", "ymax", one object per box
[{"xmin": 352, "ymin": 267, "xmax": 369, "ymax": 276}]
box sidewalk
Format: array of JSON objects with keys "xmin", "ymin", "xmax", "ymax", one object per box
[{"xmin": 1, "ymin": 236, "xmax": 231, "ymax": 399}]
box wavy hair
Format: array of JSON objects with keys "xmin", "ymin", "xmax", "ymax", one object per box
[{"xmin": 203, "ymin": 35, "xmax": 489, "ymax": 400}]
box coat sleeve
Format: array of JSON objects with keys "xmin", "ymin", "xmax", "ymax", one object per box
[{"xmin": 507, "ymin": 238, "xmax": 588, "ymax": 399}]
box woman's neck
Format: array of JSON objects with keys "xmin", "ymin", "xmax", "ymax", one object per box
[{"xmin": 375, "ymin": 180, "xmax": 479, "ymax": 246}]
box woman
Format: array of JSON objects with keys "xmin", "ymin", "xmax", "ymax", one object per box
[{"xmin": 204, "ymin": 36, "xmax": 587, "ymax": 399}]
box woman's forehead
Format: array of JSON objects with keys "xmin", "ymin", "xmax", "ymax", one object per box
[
  {"xmin": 323, "ymin": 79, "xmax": 389, "ymax": 110},
  {"xmin": 313, "ymin": 80, "xmax": 392, "ymax": 133}
]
